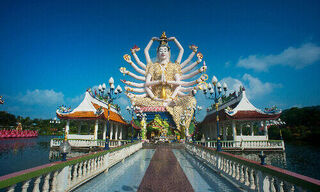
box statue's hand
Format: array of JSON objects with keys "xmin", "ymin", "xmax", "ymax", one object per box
[{"xmin": 200, "ymin": 66, "xmax": 207, "ymax": 73}]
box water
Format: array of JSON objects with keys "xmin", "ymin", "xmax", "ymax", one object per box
[
  {"xmin": 75, "ymin": 149, "xmax": 155, "ymax": 192},
  {"xmin": 0, "ymin": 136, "xmax": 88, "ymax": 177}
]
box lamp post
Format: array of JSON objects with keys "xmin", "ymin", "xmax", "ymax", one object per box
[
  {"xmin": 202, "ymin": 75, "xmax": 227, "ymax": 152},
  {"xmin": 100, "ymin": 77, "xmax": 122, "ymax": 150},
  {"xmin": 126, "ymin": 105, "xmax": 139, "ymax": 143}
]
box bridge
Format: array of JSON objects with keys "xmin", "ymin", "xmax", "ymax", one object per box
[{"xmin": 0, "ymin": 141, "xmax": 319, "ymax": 192}]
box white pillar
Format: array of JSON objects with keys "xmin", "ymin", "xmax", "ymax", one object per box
[
  {"xmin": 223, "ymin": 126, "xmax": 227, "ymax": 140},
  {"xmin": 65, "ymin": 120, "xmax": 70, "ymax": 139},
  {"xmin": 264, "ymin": 120, "xmax": 268, "ymax": 139},
  {"xmin": 94, "ymin": 120, "xmax": 98, "ymax": 140},
  {"xmin": 119, "ymin": 125, "xmax": 123, "ymax": 140},
  {"xmin": 103, "ymin": 121, "xmax": 106, "ymax": 140},
  {"xmin": 110, "ymin": 123, "xmax": 113, "ymax": 140},
  {"xmin": 240, "ymin": 124, "xmax": 243, "ymax": 136},
  {"xmin": 115, "ymin": 124, "xmax": 119, "ymax": 140},
  {"xmin": 232, "ymin": 120, "xmax": 236, "ymax": 141},
  {"xmin": 251, "ymin": 122, "xmax": 254, "ymax": 136}
]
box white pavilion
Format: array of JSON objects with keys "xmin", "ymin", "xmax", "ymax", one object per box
[{"xmin": 200, "ymin": 87, "xmax": 284, "ymax": 151}]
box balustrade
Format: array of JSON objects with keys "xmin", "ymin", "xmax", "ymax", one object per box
[
  {"xmin": 185, "ymin": 143, "xmax": 320, "ymax": 192},
  {"xmin": 195, "ymin": 140, "xmax": 285, "ymax": 150},
  {"xmin": 0, "ymin": 142, "xmax": 142, "ymax": 192}
]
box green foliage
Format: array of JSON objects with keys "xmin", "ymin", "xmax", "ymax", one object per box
[
  {"xmin": 275, "ymin": 106, "xmax": 320, "ymax": 145},
  {"xmin": 0, "ymin": 111, "xmax": 65, "ymax": 135}
]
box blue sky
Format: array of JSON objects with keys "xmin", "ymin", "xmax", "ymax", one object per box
[{"xmin": 0, "ymin": 0, "xmax": 320, "ymax": 121}]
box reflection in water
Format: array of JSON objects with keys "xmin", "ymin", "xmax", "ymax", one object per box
[
  {"xmin": 230, "ymin": 151, "xmax": 287, "ymax": 168},
  {"xmin": 0, "ymin": 136, "xmax": 90, "ymax": 177}
]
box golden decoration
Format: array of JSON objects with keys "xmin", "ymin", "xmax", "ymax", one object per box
[
  {"xmin": 160, "ymin": 31, "xmax": 167, "ymax": 39},
  {"xmin": 198, "ymin": 82, "xmax": 208, "ymax": 90},
  {"xmin": 197, "ymin": 52, "xmax": 203, "ymax": 60},
  {"xmin": 123, "ymin": 54, "xmax": 131, "ymax": 62},
  {"xmin": 189, "ymin": 44, "xmax": 198, "ymax": 52},
  {"xmin": 120, "ymin": 67, "xmax": 127, "ymax": 76}
]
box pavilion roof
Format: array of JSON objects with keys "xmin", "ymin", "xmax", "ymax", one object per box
[
  {"xmin": 56, "ymin": 91, "xmax": 127, "ymax": 124},
  {"xmin": 202, "ymin": 89, "xmax": 281, "ymax": 123}
]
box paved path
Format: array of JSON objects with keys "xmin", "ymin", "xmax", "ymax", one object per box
[{"xmin": 138, "ymin": 146, "xmax": 194, "ymax": 192}]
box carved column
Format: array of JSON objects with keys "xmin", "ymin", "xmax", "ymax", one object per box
[
  {"xmin": 94, "ymin": 120, "xmax": 99, "ymax": 140},
  {"xmin": 103, "ymin": 121, "xmax": 107, "ymax": 140},
  {"xmin": 232, "ymin": 120, "xmax": 236, "ymax": 141}
]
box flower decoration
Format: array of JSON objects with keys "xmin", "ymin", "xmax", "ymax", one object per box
[
  {"xmin": 120, "ymin": 67, "xmax": 127, "ymax": 76},
  {"xmin": 123, "ymin": 54, "xmax": 132, "ymax": 63},
  {"xmin": 197, "ymin": 52, "xmax": 203, "ymax": 60},
  {"xmin": 189, "ymin": 44, "xmax": 198, "ymax": 52},
  {"xmin": 131, "ymin": 45, "xmax": 140, "ymax": 53}
]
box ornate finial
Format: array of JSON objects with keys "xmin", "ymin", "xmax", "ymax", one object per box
[{"xmin": 160, "ymin": 32, "xmax": 167, "ymax": 40}]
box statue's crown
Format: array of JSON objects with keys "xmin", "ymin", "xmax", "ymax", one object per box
[{"xmin": 159, "ymin": 32, "xmax": 169, "ymax": 47}]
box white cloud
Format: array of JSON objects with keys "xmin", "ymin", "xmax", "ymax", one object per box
[
  {"xmin": 68, "ymin": 93, "xmax": 85, "ymax": 106},
  {"xmin": 221, "ymin": 74, "xmax": 281, "ymax": 99},
  {"xmin": 19, "ymin": 89, "xmax": 64, "ymax": 106},
  {"xmin": 237, "ymin": 43, "xmax": 320, "ymax": 71}
]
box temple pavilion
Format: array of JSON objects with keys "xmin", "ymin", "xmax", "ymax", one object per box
[
  {"xmin": 55, "ymin": 89, "xmax": 128, "ymax": 142},
  {"xmin": 200, "ymin": 86, "xmax": 284, "ymax": 150}
]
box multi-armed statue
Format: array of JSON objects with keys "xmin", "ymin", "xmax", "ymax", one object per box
[{"xmin": 120, "ymin": 32, "xmax": 207, "ymax": 134}]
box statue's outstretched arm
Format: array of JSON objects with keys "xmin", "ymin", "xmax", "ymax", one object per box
[
  {"xmin": 169, "ymin": 37, "xmax": 184, "ymax": 64},
  {"xmin": 126, "ymin": 92, "xmax": 147, "ymax": 98},
  {"xmin": 181, "ymin": 66, "xmax": 207, "ymax": 80},
  {"xmin": 121, "ymin": 80, "xmax": 144, "ymax": 88},
  {"xmin": 124, "ymin": 86, "xmax": 145, "ymax": 93},
  {"xmin": 166, "ymin": 74, "xmax": 205, "ymax": 86},
  {"xmin": 129, "ymin": 61, "xmax": 146, "ymax": 75},
  {"xmin": 144, "ymin": 37, "xmax": 158, "ymax": 64},
  {"xmin": 180, "ymin": 45, "xmax": 198, "ymax": 68},
  {"xmin": 144, "ymin": 73, "xmax": 161, "ymax": 87},
  {"xmin": 123, "ymin": 54, "xmax": 145, "ymax": 75},
  {"xmin": 120, "ymin": 68, "xmax": 145, "ymax": 81},
  {"xmin": 181, "ymin": 59, "xmax": 202, "ymax": 74},
  {"xmin": 131, "ymin": 48, "xmax": 146, "ymax": 70}
]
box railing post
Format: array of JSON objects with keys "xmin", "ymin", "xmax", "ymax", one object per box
[
  {"xmin": 56, "ymin": 167, "xmax": 69, "ymax": 192},
  {"xmin": 42, "ymin": 174, "xmax": 50, "ymax": 192},
  {"xmin": 21, "ymin": 180, "xmax": 30, "ymax": 192},
  {"xmin": 32, "ymin": 176, "xmax": 41, "ymax": 192}
]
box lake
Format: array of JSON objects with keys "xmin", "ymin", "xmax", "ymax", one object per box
[{"xmin": 0, "ymin": 136, "xmax": 319, "ymax": 180}]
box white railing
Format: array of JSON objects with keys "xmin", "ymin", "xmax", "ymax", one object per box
[
  {"xmin": 186, "ymin": 143, "xmax": 320, "ymax": 192},
  {"xmin": 50, "ymin": 138, "xmax": 129, "ymax": 148},
  {"xmin": 196, "ymin": 140, "xmax": 285, "ymax": 150},
  {"xmin": 0, "ymin": 142, "xmax": 142, "ymax": 192}
]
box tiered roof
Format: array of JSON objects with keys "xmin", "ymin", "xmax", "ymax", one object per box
[
  {"xmin": 56, "ymin": 91, "xmax": 127, "ymax": 124},
  {"xmin": 203, "ymin": 88, "xmax": 281, "ymax": 123}
]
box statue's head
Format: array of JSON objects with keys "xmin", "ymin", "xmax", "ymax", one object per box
[{"xmin": 157, "ymin": 42, "xmax": 170, "ymax": 62}]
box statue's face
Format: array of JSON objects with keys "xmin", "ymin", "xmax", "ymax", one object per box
[{"xmin": 157, "ymin": 47, "xmax": 170, "ymax": 61}]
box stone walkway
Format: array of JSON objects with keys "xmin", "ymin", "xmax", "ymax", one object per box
[{"xmin": 138, "ymin": 146, "xmax": 194, "ymax": 192}]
